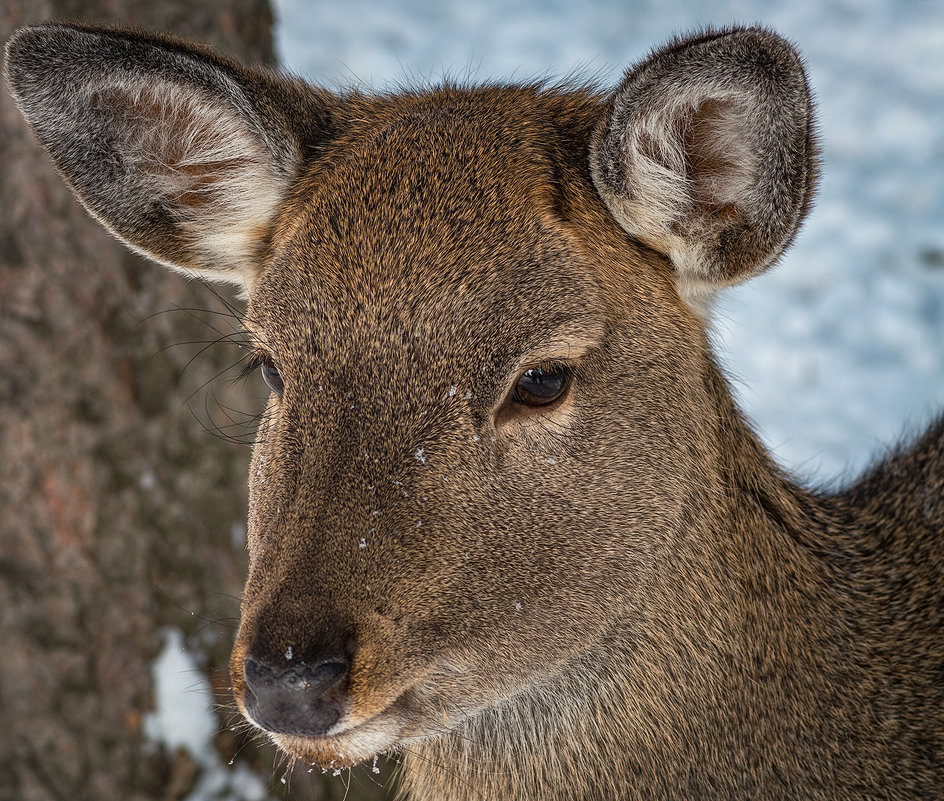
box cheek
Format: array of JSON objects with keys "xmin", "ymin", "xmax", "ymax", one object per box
[{"xmin": 409, "ymin": 469, "xmax": 629, "ymax": 649}]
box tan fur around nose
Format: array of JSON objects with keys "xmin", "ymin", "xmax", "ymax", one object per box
[{"xmin": 5, "ymin": 22, "xmax": 942, "ymax": 801}]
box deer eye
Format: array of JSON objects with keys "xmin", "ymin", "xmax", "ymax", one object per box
[
  {"xmin": 260, "ymin": 360, "xmax": 284, "ymax": 396},
  {"xmin": 512, "ymin": 364, "xmax": 571, "ymax": 407}
]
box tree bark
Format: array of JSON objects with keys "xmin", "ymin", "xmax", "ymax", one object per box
[{"xmin": 1, "ymin": 2, "xmax": 387, "ymax": 799}]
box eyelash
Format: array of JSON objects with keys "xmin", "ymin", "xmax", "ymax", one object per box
[{"xmin": 238, "ymin": 349, "xmax": 269, "ymax": 382}]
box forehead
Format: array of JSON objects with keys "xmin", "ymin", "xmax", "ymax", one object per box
[{"xmin": 251, "ymin": 87, "xmax": 603, "ymax": 359}]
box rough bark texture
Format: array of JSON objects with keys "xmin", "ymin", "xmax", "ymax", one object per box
[{"xmin": 0, "ymin": 2, "xmax": 387, "ymax": 799}]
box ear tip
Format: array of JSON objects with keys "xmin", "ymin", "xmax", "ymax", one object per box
[
  {"xmin": 4, "ymin": 25, "xmax": 45, "ymax": 76},
  {"xmin": 650, "ymin": 25, "xmax": 806, "ymax": 75},
  {"xmin": 670, "ymin": 24, "xmax": 797, "ymax": 49},
  {"xmin": 6, "ymin": 26, "xmax": 78, "ymax": 119},
  {"xmin": 5, "ymin": 23, "xmax": 90, "ymax": 85},
  {"xmin": 4, "ymin": 27, "xmax": 50, "ymax": 107},
  {"xmin": 5, "ymin": 22, "xmax": 160, "ymax": 73},
  {"xmin": 618, "ymin": 25, "xmax": 810, "ymax": 112},
  {"xmin": 6, "ymin": 22, "xmax": 84, "ymax": 55}
]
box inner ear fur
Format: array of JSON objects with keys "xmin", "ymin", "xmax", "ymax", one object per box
[
  {"xmin": 4, "ymin": 23, "xmax": 337, "ymax": 288},
  {"xmin": 590, "ymin": 27, "xmax": 819, "ymax": 306}
]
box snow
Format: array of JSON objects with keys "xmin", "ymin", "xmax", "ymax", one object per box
[
  {"xmin": 145, "ymin": 628, "xmax": 274, "ymax": 801},
  {"xmin": 273, "ymin": 0, "xmax": 944, "ymax": 486},
  {"xmin": 145, "ymin": 628, "xmax": 217, "ymax": 758}
]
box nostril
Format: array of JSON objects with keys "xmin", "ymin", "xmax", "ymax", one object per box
[
  {"xmin": 244, "ymin": 657, "xmax": 347, "ymax": 692},
  {"xmin": 243, "ymin": 658, "xmax": 347, "ymax": 692},
  {"xmin": 305, "ymin": 659, "xmax": 348, "ymax": 688},
  {"xmin": 243, "ymin": 657, "xmax": 349, "ymax": 737}
]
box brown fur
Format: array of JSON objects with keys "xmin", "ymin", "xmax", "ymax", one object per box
[{"xmin": 5, "ymin": 23, "xmax": 942, "ymax": 800}]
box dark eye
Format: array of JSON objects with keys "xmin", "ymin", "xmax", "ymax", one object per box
[
  {"xmin": 512, "ymin": 364, "xmax": 571, "ymax": 407},
  {"xmin": 260, "ymin": 360, "xmax": 284, "ymax": 396}
]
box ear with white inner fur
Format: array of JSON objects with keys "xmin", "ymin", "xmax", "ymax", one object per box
[
  {"xmin": 590, "ymin": 27, "xmax": 818, "ymax": 313},
  {"xmin": 4, "ymin": 23, "xmax": 334, "ymax": 290}
]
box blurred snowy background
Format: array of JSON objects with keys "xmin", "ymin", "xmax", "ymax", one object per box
[{"xmin": 273, "ymin": 0, "xmax": 944, "ymax": 486}]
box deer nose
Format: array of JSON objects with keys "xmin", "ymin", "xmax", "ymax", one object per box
[{"xmin": 242, "ymin": 657, "xmax": 348, "ymax": 737}]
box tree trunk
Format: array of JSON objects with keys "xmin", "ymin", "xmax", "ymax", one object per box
[{"xmin": 0, "ymin": 2, "xmax": 387, "ymax": 799}]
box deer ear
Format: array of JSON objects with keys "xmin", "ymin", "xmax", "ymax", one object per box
[
  {"xmin": 5, "ymin": 23, "xmax": 333, "ymax": 290},
  {"xmin": 591, "ymin": 27, "xmax": 818, "ymax": 311}
]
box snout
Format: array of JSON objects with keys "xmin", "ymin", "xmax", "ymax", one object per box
[
  {"xmin": 234, "ymin": 635, "xmax": 427, "ymax": 769},
  {"xmin": 242, "ymin": 656, "xmax": 349, "ymax": 737}
]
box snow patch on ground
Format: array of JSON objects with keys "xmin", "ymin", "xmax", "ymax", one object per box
[{"xmin": 145, "ymin": 628, "xmax": 273, "ymax": 801}]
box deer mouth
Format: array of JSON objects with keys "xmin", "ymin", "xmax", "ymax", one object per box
[
  {"xmin": 241, "ymin": 675, "xmax": 449, "ymax": 769},
  {"xmin": 270, "ymin": 714, "xmax": 407, "ymax": 770}
]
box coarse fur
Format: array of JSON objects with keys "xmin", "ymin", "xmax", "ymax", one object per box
[{"xmin": 5, "ymin": 22, "xmax": 942, "ymax": 801}]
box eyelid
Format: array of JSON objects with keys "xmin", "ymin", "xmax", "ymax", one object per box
[
  {"xmin": 506, "ymin": 333, "xmax": 599, "ymax": 385},
  {"xmin": 238, "ymin": 347, "xmax": 274, "ymax": 381},
  {"xmin": 491, "ymin": 331, "xmax": 598, "ymax": 423}
]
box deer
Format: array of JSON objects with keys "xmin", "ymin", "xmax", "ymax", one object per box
[{"xmin": 5, "ymin": 21, "xmax": 943, "ymax": 801}]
